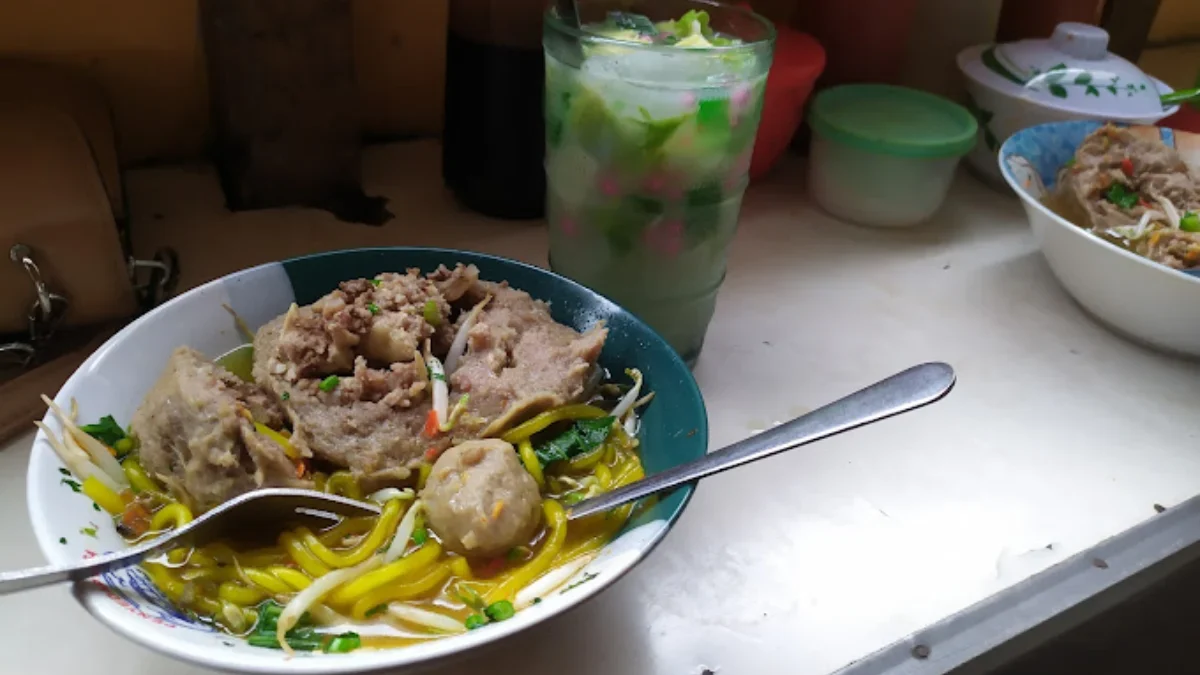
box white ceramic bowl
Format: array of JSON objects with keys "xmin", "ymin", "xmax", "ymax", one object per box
[
  {"xmin": 25, "ymin": 248, "xmax": 708, "ymax": 673},
  {"xmin": 961, "ymin": 42, "xmax": 1178, "ymax": 187},
  {"xmin": 1000, "ymin": 122, "xmax": 1200, "ymax": 356}
]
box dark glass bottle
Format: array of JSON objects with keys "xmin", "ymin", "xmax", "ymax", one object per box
[{"xmin": 442, "ymin": 0, "xmax": 546, "ymax": 219}]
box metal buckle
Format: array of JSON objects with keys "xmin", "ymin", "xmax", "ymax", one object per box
[
  {"xmin": 0, "ymin": 342, "xmax": 35, "ymax": 369},
  {"xmin": 10, "ymin": 244, "xmax": 53, "ymax": 321},
  {"xmin": 6, "ymin": 243, "xmax": 71, "ymax": 371},
  {"xmin": 129, "ymin": 247, "xmax": 179, "ymax": 310}
]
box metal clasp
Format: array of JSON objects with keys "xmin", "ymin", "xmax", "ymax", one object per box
[{"xmin": 5, "ymin": 243, "xmax": 70, "ymax": 371}]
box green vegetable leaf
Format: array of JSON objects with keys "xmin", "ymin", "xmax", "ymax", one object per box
[
  {"xmin": 465, "ymin": 614, "xmax": 488, "ymax": 630},
  {"xmin": 318, "ymin": 375, "xmax": 340, "ymax": 393},
  {"xmin": 534, "ymin": 417, "xmax": 615, "ymax": 466},
  {"xmin": 484, "ymin": 600, "xmax": 515, "ymax": 622},
  {"xmin": 1048, "ymin": 84, "xmax": 1068, "ymax": 99},
  {"xmin": 323, "ymin": 632, "xmax": 362, "ymax": 654},
  {"xmin": 1182, "ymin": 212, "xmax": 1200, "ymax": 232},
  {"xmin": 248, "ymin": 601, "xmax": 325, "ymax": 651},
  {"xmin": 80, "ymin": 415, "xmax": 127, "ymax": 448},
  {"xmin": 1105, "ymin": 183, "xmax": 1139, "ymax": 210}
]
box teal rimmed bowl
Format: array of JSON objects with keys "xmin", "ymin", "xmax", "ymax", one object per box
[{"xmin": 26, "ymin": 248, "xmax": 707, "ymax": 673}]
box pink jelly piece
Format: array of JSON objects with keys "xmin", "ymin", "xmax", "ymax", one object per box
[
  {"xmin": 644, "ymin": 219, "xmax": 684, "ymax": 258},
  {"xmin": 599, "ymin": 174, "xmax": 621, "ymax": 198}
]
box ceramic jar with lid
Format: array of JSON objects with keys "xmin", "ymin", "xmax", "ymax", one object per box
[{"xmin": 957, "ymin": 22, "xmax": 1180, "ymax": 185}]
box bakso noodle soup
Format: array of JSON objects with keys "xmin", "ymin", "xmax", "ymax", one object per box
[
  {"xmin": 1045, "ymin": 123, "xmax": 1200, "ymax": 271},
  {"xmin": 40, "ymin": 264, "xmax": 653, "ymax": 654}
]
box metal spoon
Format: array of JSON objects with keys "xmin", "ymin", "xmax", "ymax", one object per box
[
  {"xmin": 0, "ymin": 362, "xmax": 953, "ymax": 595},
  {"xmin": 567, "ymin": 361, "xmax": 956, "ymax": 520},
  {"xmin": 0, "ymin": 490, "xmax": 381, "ymax": 596}
]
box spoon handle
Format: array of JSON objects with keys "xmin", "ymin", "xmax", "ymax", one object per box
[
  {"xmin": 0, "ymin": 526, "xmax": 189, "ymax": 596},
  {"xmin": 566, "ymin": 362, "xmax": 956, "ymax": 521}
]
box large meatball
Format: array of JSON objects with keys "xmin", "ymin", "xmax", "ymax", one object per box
[{"xmin": 421, "ymin": 439, "xmax": 542, "ymax": 557}]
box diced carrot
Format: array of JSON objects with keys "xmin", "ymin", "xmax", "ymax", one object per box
[
  {"xmin": 1121, "ymin": 157, "xmax": 1135, "ymax": 177},
  {"xmin": 294, "ymin": 458, "xmax": 308, "ymax": 479},
  {"xmin": 423, "ymin": 410, "xmax": 440, "ymax": 438},
  {"xmin": 424, "ymin": 446, "xmax": 441, "ymax": 462},
  {"xmin": 121, "ymin": 502, "xmax": 152, "ymax": 538}
]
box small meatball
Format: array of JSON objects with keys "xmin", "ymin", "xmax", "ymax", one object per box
[{"xmin": 421, "ymin": 439, "xmax": 542, "ymax": 558}]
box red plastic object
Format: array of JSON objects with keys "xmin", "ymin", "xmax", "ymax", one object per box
[
  {"xmin": 749, "ymin": 23, "xmax": 825, "ymax": 181},
  {"xmin": 1159, "ymin": 105, "xmax": 1200, "ymax": 135}
]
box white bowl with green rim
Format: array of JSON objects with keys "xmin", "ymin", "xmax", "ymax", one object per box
[{"xmin": 806, "ymin": 83, "xmax": 977, "ymax": 228}]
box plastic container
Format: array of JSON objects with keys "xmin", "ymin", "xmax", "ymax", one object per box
[
  {"xmin": 748, "ymin": 23, "xmax": 825, "ymax": 181},
  {"xmin": 806, "ymin": 84, "xmax": 976, "ymax": 227}
]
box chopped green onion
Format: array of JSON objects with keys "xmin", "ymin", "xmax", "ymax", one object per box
[
  {"xmin": 1182, "ymin": 211, "xmax": 1200, "ymax": 232},
  {"xmin": 318, "ymin": 376, "xmax": 340, "ymax": 393},
  {"xmin": 61, "ymin": 478, "xmax": 81, "ymax": 493},
  {"xmin": 281, "ymin": 392, "xmax": 290, "ymax": 401},
  {"xmin": 364, "ymin": 604, "xmax": 387, "ymax": 618},
  {"xmin": 562, "ymin": 492, "xmax": 585, "ymax": 506},
  {"xmin": 58, "ymin": 468, "xmax": 71, "ymax": 476},
  {"xmin": 370, "ymin": 278, "xmax": 382, "ymax": 287},
  {"xmin": 423, "ymin": 299, "xmax": 441, "ymax": 326},
  {"xmin": 1065, "ymin": 157, "xmax": 1076, "ymax": 167},
  {"xmin": 80, "ymin": 526, "xmax": 97, "ymax": 538},
  {"xmin": 484, "ymin": 600, "xmax": 515, "ymax": 622},
  {"xmin": 114, "ymin": 437, "xmax": 135, "ymax": 455},
  {"xmin": 464, "ymin": 614, "xmax": 488, "ymax": 630},
  {"xmin": 411, "ymin": 526, "xmax": 428, "ymax": 545},
  {"xmin": 367, "ymin": 303, "xmax": 380, "ymax": 315},
  {"xmin": 532, "ymin": 597, "xmax": 542, "ymax": 605},
  {"xmin": 323, "ymin": 632, "xmax": 362, "ymax": 654},
  {"xmin": 93, "ymin": 502, "xmax": 101, "ymax": 511},
  {"xmin": 58, "ymin": 537, "xmax": 67, "ymax": 545},
  {"xmin": 1104, "ymin": 182, "xmax": 1139, "ymax": 210}
]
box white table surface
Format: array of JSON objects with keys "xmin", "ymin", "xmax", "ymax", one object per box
[{"xmin": 3, "ymin": 141, "xmax": 1199, "ymax": 674}]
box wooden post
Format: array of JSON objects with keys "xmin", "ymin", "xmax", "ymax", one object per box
[{"xmin": 199, "ymin": 0, "xmax": 392, "ymax": 225}]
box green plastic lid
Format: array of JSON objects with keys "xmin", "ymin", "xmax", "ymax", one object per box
[{"xmin": 808, "ymin": 84, "xmax": 978, "ymax": 159}]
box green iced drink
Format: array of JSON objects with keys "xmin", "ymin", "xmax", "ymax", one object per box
[{"xmin": 543, "ymin": 1, "xmax": 774, "ymax": 365}]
